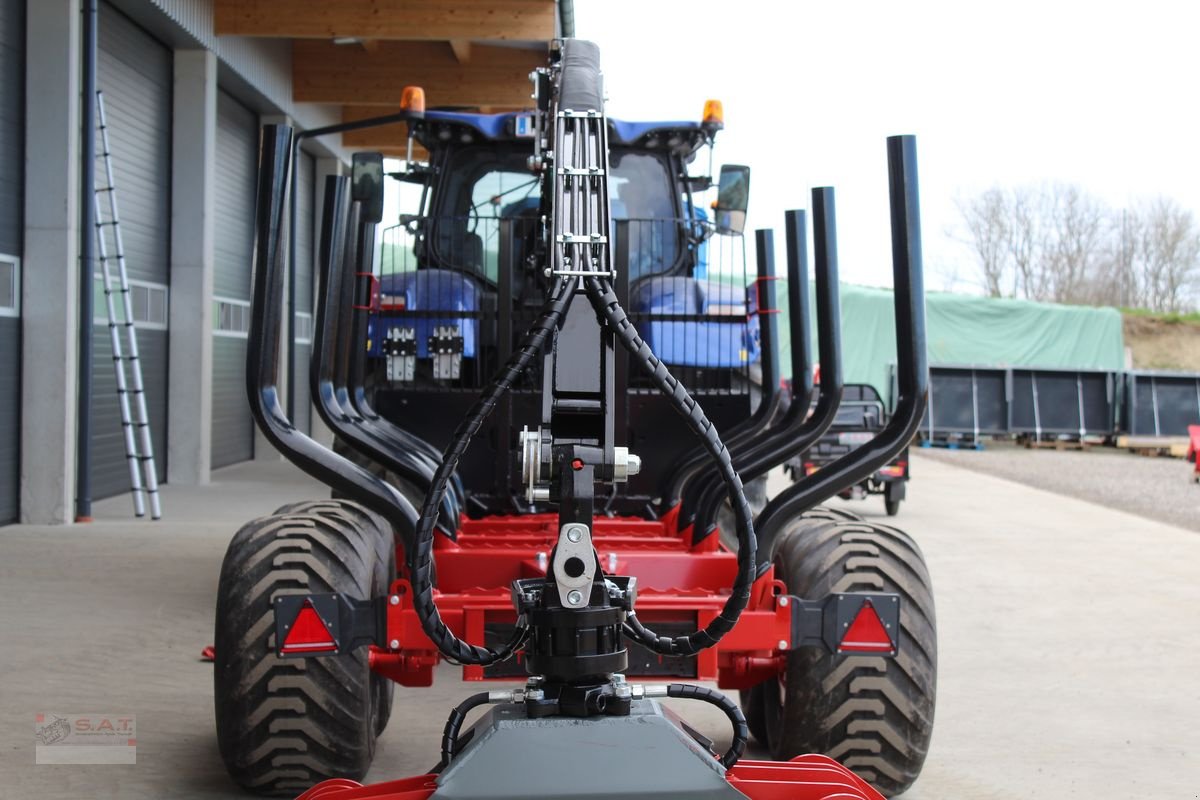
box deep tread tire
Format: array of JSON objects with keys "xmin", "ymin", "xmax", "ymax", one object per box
[
  {"xmin": 739, "ymin": 686, "xmax": 768, "ymax": 745},
  {"xmin": 762, "ymin": 518, "xmax": 936, "ymax": 797},
  {"xmin": 214, "ymin": 500, "xmax": 394, "ymax": 796},
  {"xmin": 803, "ymin": 505, "xmax": 864, "ymax": 523}
]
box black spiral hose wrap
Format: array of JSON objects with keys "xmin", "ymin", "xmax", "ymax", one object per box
[
  {"xmin": 411, "ymin": 276, "xmax": 578, "ymax": 666},
  {"xmin": 585, "ymin": 277, "xmax": 756, "ymax": 657},
  {"xmin": 667, "ymin": 683, "xmax": 749, "ymax": 769},
  {"xmin": 410, "ymin": 273, "xmax": 758, "ymax": 665},
  {"xmin": 440, "ymin": 691, "xmax": 492, "ymax": 767}
]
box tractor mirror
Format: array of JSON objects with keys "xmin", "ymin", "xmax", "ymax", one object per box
[
  {"xmin": 351, "ymin": 152, "xmax": 385, "ymax": 224},
  {"xmin": 714, "ymin": 164, "xmax": 750, "ymax": 235}
]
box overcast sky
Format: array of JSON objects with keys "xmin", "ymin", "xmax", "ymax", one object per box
[{"xmin": 574, "ymin": 0, "xmax": 1200, "ymax": 293}]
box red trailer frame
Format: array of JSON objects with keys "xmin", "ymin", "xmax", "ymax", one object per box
[{"xmin": 369, "ymin": 510, "xmax": 794, "ymax": 691}]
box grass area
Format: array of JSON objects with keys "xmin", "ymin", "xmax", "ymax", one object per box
[{"xmin": 1119, "ymin": 307, "xmax": 1200, "ymax": 325}]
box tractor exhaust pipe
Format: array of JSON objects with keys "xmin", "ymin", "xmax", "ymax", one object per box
[
  {"xmin": 753, "ymin": 135, "xmax": 928, "ymax": 574},
  {"xmin": 245, "ymin": 125, "xmax": 419, "ymax": 550}
]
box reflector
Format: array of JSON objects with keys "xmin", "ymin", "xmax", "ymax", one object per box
[
  {"xmin": 281, "ymin": 601, "xmax": 337, "ymax": 653},
  {"xmin": 838, "ymin": 600, "xmax": 894, "ymax": 653}
]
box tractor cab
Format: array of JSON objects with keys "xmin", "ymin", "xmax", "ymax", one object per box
[{"xmin": 364, "ymin": 104, "xmax": 759, "ymax": 514}]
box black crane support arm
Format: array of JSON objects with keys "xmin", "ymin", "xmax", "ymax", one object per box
[
  {"xmin": 309, "ymin": 178, "xmax": 460, "ymax": 535},
  {"xmin": 690, "ymin": 196, "xmax": 846, "ymax": 537},
  {"xmin": 753, "ymin": 136, "xmax": 928, "ymax": 575},
  {"xmin": 246, "ymin": 125, "xmax": 419, "ymax": 550},
  {"xmin": 676, "ymin": 228, "xmax": 784, "ymax": 533}
]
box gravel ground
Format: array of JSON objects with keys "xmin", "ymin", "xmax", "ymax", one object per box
[{"xmin": 917, "ymin": 439, "xmax": 1199, "ymax": 532}]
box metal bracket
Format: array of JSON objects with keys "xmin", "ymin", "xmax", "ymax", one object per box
[
  {"xmin": 383, "ymin": 327, "xmax": 416, "ymax": 382},
  {"xmin": 428, "ymin": 324, "xmax": 464, "ymax": 380},
  {"xmin": 273, "ymin": 592, "xmax": 386, "ymax": 658},
  {"xmin": 787, "ymin": 592, "xmax": 901, "ymax": 656},
  {"xmin": 552, "ymin": 522, "xmax": 596, "ymax": 608}
]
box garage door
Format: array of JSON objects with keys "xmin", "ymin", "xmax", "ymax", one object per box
[
  {"xmin": 88, "ymin": 3, "xmax": 171, "ymax": 502},
  {"xmin": 0, "ymin": 0, "xmax": 22, "ymax": 524},
  {"xmin": 292, "ymin": 150, "xmax": 314, "ymax": 435},
  {"xmin": 212, "ymin": 90, "xmax": 258, "ymax": 468}
]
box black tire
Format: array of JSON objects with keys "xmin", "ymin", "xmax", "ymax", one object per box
[
  {"xmin": 803, "ymin": 505, "xmax": 863, "ymax": 523},
  {"xmin": 884, "ymin": 498, "xmax": 902, "ymax": 517},
  {"xmin": 760, "ymin": 518, "xmax": 936, "ymax": 797},
  {"xmin": 273, "ymin": 501, "xmax": 398, "ymax": 738},
  {"xmin": 884, "ymin": 481, "xmax": 904, "ymax": 517},
  {"xmin": 738, "ymin": 685, "xmax": 768, "ymax": 745},
  {"xmin": 214, "ymin": 500, "xmax": 394, "ymax": 796}
]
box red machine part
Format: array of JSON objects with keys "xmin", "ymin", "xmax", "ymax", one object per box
[
  {"xmin": 378, "ymin": 512, "xmax": 793, "ymax": 689},
  {"xmin": 292, "ymin": 755, "xmax": 884, "ymax": 800}
]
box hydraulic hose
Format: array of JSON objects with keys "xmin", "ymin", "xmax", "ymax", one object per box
[
  {"xmin": 411, "ymin": 275, "xmax": 578, "ymax": 666},
  {"xmin": 439, "ymin": 691, "xmax": 491, "ymax": 767},
  {"xmin": 666, "ymin": 684, "xmax": 748, "ymax": 769},
  {"xmin": 585, "ymin": 276, "xmax": 756, "ymax": 657}
]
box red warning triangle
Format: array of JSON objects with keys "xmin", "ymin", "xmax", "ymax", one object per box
[
  {"xmin": 838, "ymin": 600, "xmax": 895, "ymax": 653},
  {"xmin": 281, "ymin": 601, "xmax": 337, "ymax": 653}
]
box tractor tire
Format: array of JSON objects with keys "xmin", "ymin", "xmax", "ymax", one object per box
[
  {"xmin": 214, "ymin": 500, "xmax": 395, "ymax": 796},
  {"xmin": 760, "ymin": 517, "xmax": 936, "ymax": 797}
]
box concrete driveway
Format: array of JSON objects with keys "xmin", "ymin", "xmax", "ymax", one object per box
[{"xmin": 0, "ymin": 455, "xmax": 1196, "ymax": 798}]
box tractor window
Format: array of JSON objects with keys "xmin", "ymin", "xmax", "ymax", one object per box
[
  {"xmin": 610, "ymin": 151, "xmax": 681, "ymax": 281},
  {"xmin": 432, "ymin": 147, "xmax": 539, "ymax": 283}
]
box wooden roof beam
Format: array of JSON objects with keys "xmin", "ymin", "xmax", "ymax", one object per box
[
  {"xmin": 294, "ymin": 40, "xmax": 541, "ymax": 107},
  {"xmin": 215, "ymin": 0, "xmax": 556, "ymax": 42}
]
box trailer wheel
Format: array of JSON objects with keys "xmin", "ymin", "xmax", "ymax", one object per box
[
  {"xmin": 802, "ymin": 505, "xmax": 863, "ymax": 523},
  {"xmin": 272, "ymin": 500, "xmax": 398, "ymax": 737},
  {"xmin": 738, "ymin": 685, "xmax": 768, "ymax": 745},
  {"xmin": 884, "ymin": 482, "xmax": 904, "ymax": 517},
  {"xmin": 761, "ymin": 518, "xmax": 936, "ymax": 797},
  {"xmin": 214, "ymin": 500, "xmax": 394, "ymax": 795}
]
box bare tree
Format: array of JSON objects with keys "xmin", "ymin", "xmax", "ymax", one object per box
[
  {"xmin": 1008, "ymin": 186, "xmax": 1049, "ymax": 301},
  {"xmin": 1136, "ymin": 197, "xmax": 1200, "ymax": 312},
  {"xmin": 954, "ymin": 185, "xmax": 1199, "ymax": 312},
  {"xmin": 955, "ymin": 188, "xmax": 1009, "ymax": 297},
  {"xmin": 1043, "ymin": 184, "xmax": 1106, "ymax": 304}
]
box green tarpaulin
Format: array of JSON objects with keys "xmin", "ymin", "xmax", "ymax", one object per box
[{"xmin": 775, "ymin": 283, "xmax": 1126, "ymax": 403}]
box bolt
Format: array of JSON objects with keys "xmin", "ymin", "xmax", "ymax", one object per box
[
  {"xmin": 567, "ymin": 590, "xmax": 584, "ymax": 606},
  {"xmin": 610, "ymin": 673, "xmax": 626, "ymax": 685},
  {"xmin": 389, "ymin": 595, "xmax": 400, "ymax": 606},
  {"xmin": 389, "ymin": 639, "xmax": 400, "ymax": 650},
  {"xmin": 567, "ymin": 526, "xmax": 583, "ymax": 543},
  {"xmin": 778, "ymin": 596, "xmax": 789, "ymax": 607},
  {"xmin": 777, "ymin": 639, "xmax": 788, "ymax": 650}
]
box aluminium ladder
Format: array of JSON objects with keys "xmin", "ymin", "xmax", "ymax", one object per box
[{"xmin": 93, "ymin": 90, "xmax": 161, "ymax": 519}]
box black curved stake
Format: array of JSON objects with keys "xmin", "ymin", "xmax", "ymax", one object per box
[
  {"xmin": 245, "ymin": 125, "xmax": 418, "ymax": 550},
  {"xmin": 753, "ymin": 135, "xmax": 929, "ymax": 574},
  {"xmin": 691, "ymin": 199, "xmax": 845, "ymax": 537}
]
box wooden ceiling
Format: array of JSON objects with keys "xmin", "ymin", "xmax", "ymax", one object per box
[{"xmin": 214, "ymin": 0, "xmax": 556, "ymax": 152}]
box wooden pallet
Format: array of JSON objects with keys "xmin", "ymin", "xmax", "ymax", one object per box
[
  {"xmin": 1115, "ymin": 435, "xmax": 1190, "ymax": 458},
  {"xmin": 1021, "ymin": 437, "xmax": 1090, "ymax": 451}
]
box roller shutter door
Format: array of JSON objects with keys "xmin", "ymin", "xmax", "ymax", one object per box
[
  {"xmin": 0, "ymin": 0, "xmax": 23, "ymax": 524},
  {"xmin": 89, "ymin": 3, "xmax": 171, "ymax": 502},
  {"xmin": 211, "ymin": 91, "xmax": 258, "ymax": 467},
  {"xmin": 292, "ymin": 150, "xmax": 315, "ymax": 434}
]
